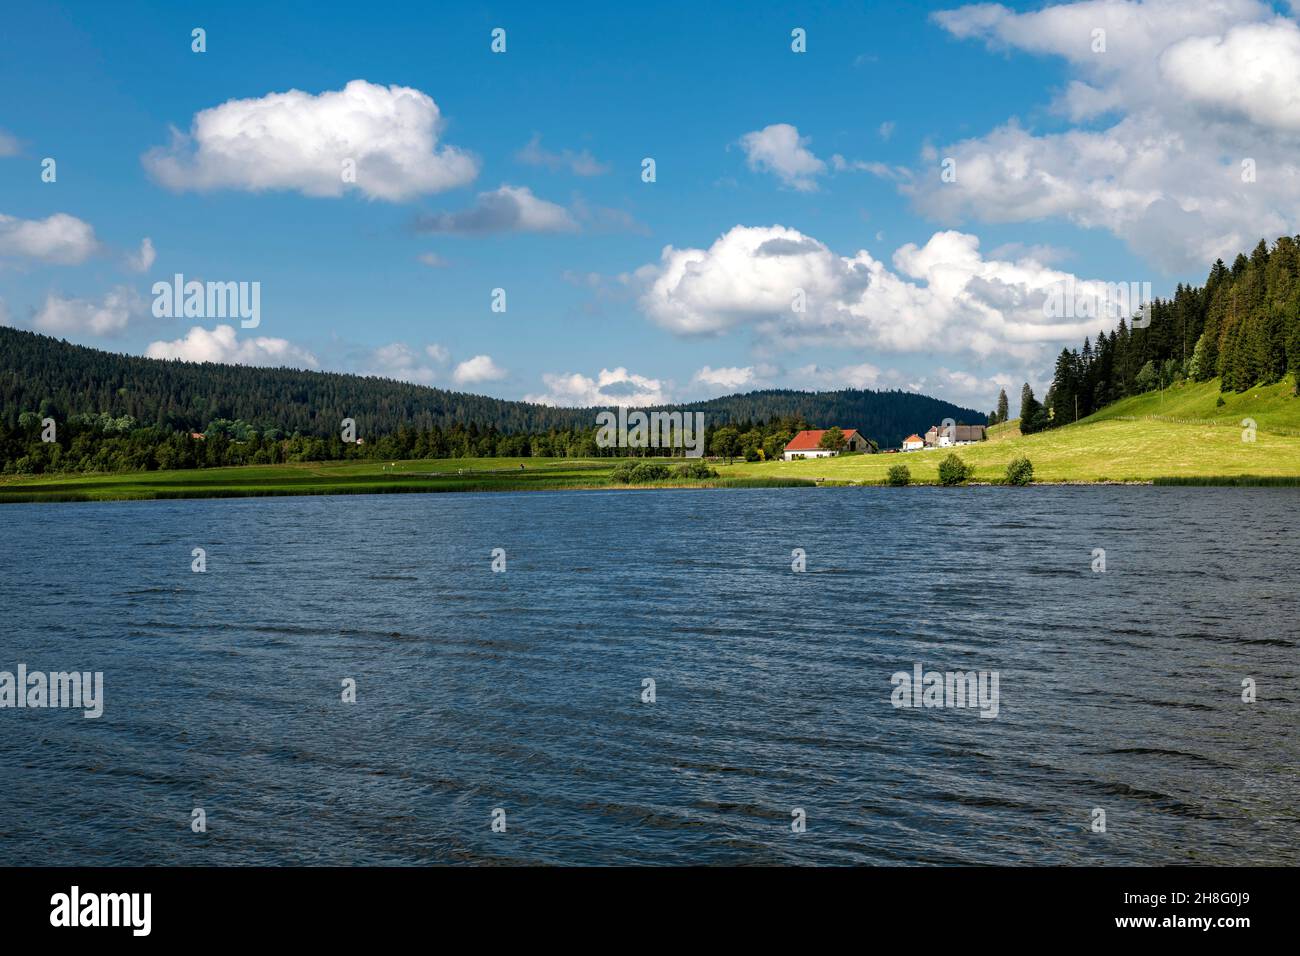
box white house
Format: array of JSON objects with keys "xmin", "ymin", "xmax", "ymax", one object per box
[
  {"xmin": 923, "ymin": 424, "xmax": 987, "ymax": 448},
  {"xmin": 901, "ymin": 433, "xmax": 925, "ymax": 452},
  {"xmin": 783, "ymin": 428, "xmax": 870, "ymax": 460}
]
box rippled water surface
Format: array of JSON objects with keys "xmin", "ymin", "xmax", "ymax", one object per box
[{"xmin": 1, "ymin": 487, "xmax": 1297, "ymax": 865}]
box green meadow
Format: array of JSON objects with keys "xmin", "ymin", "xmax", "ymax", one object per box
[
  {"xmin": 724, "ymin": 377, "xmax": 1300, "ymax": 484},
  {"xmin": 0, "ymin": 457, "xmax": 812, "ymax": 504},
  {"xmin": 4, "ymin": 377, "xmax": 1300, "ymax": 503}
]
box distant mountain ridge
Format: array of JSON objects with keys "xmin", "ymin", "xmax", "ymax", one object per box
[{"xmin": 0, "ymin": 327, "xmax": 982, "ymax": 447}]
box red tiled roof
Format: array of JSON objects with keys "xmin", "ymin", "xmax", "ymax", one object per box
[
  {"xmin": 785, "ymin": 428, "xmax": 862, "ymax": 451},
  {"xmin": 904, "ymin": 434, "xmax": 923, "ymax": 443}
]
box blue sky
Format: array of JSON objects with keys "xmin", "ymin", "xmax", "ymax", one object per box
[{"xmin": 3, "ymin": 0, "xmax": 1300, "ymax": 415}]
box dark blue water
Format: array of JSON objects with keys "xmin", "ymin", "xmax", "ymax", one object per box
[{"xmin": 1, "ymin": 487, "xmax": 1297, "ymax": 865}]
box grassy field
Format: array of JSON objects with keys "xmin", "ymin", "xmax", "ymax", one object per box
[
  {"xmin": 1085, "ymin": 374, "xmax": 1300, "ymax": 434},
  {"xmin": 721, "ymin": 376, "xmax": 1300, "ymax": 484},
  {"xmin": 0, "ymin": 456, "xmax": 813, "ymax": 504},
  {"xmin": 4, "ymin": 376, "xmax": 1300, "ymax": 502}
]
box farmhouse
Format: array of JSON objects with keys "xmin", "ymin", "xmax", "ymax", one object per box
[
  {"xmin": 783, "ymin": 428, "xmax": 871, "ymax": 460},
  {"xmin": 923, "ymin": 424, "xmax": 987, "ymax": 448},
  {"xmin": 902, "ymin": 434, "xmax": 925, "ymax": 452}
]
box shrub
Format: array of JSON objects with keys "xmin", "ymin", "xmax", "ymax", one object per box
[
  {"xmin": 636, "ymin": 462, "xmax": 672, "ymax": 481},
  {"xmin": 1004, "ymin": 456, "xmax": 1033, "ymax": 486},
  {"xmin": 937, "ymin": 453, "xmax": 971, "ymax": 486},
  {"xmin": 612, "ymin": 459, "xmax": 673, "ymax": 483},
  {"xmin": 613, "ymin": 460, "xmax": 672, "ymax": 483},
  {"xmin": 674, "ymin": 460, "xmax": 718, "ymax": 479},
  {"xmin": 886, "ymin": 463, "xmax": 911, "ymax": 486},
  {"xmin": 1216, "ymin": 394, "xmax": 1226, "ymax": 407}
]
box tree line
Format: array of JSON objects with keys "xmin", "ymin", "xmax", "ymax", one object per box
[
  {"xmin": 0, "ymin": 409, "xmax": 826, "ymax": 476},
  {"xmin": 0, "ymin": 325, "xmax": 984, "ymax": 473}
]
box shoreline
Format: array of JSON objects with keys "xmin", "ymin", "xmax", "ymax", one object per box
[{"xmin": 9, "ymin": 473, "xmax": 1300, "ymax": 506}]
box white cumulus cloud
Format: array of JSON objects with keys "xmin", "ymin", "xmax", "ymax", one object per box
[
  {"xmin": 452, "ymin": 354, "xmax": 507, "ymax": 385},
  {"xmin": 0, "ymin": 212, "xmax": 100, "ymax": 264},
  {"xmin": 143, "ymin": 79, "xmax": 478, "ymax": 201},
  {"xmin": 526, "ymin": 367, "xmax": 669, "ymax": 407},
  {"xmin": 907, "ymin": 367, "xmax": 1023, "ymax": 415},
  {"xmin": 738, "ymin": 124, "xmax": 826, "ymax": 191},
  {"xmin": 1159, "ymin": 21, "xmax": 1300, "ymax": 132},
  {"xmin": 636, "ymin": 224, "xmax": 1136, "ymax": 363},
  {"xmin": 919, "ymin": 0, "xmax": 1300, "ymax": 269},
  {"xmin": 33, "ymin": 287, "xmax": 143, "ymax": 336},
  {"xmin": 692, "ymin": 365, "xmax": 761, "ymax": 390},
  {"xmin": 145, "ymin": 324, "xmax": 319, "ymax": 368}
]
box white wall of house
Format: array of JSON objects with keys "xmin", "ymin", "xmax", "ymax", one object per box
[{"xmin": 783, "ymin": 448, "xmax": 838, "ymax": 460}]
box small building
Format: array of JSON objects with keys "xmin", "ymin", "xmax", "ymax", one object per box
[
  {"xmin": 923, "ymin": 424, "xmax": 986, "ymax": 448},
  {"xmin": 902, "ymin": 434, "xmax": 925, "ymax": 452},
  {"xmin": 783, "ymin": 428, "xmax": 870, "ymax": 460},
  {"xmin": 190, "ymin": 432, "xmax": 206, "ymax": 441}
]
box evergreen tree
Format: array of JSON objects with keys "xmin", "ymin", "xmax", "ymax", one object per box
[{"xmin": 1018, "ymin": 383, "xmax": 1045, "ymax": 435}]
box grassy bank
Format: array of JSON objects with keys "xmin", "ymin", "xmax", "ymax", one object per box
[
  {"xmin": 0, "ymin": 457, "xmax": 816, "ymax": 504},
  {"xmin": 720, "ymin": 417, "xmax": 1300, "ymax": 484},
  {"xmin": 4, "ymin": 376, "xmax": 1300, "ymax": 502}
]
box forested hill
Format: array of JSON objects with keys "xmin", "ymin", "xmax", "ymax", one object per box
[
  {"xmin": 674, "ymin": 389, "xmax": 984, "ymax": 448},
  {"xmin": 0, "ymin": 327, "xmax": 981, "ymax": 447},
  {"xmin": 1029, "ymin": 234, "xmax": 1300, "ymax": 433}
]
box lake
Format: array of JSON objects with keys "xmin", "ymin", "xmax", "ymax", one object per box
[{"xmin": 1, "ymin": 486, "xmax": 1296, "ymax": 865}]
